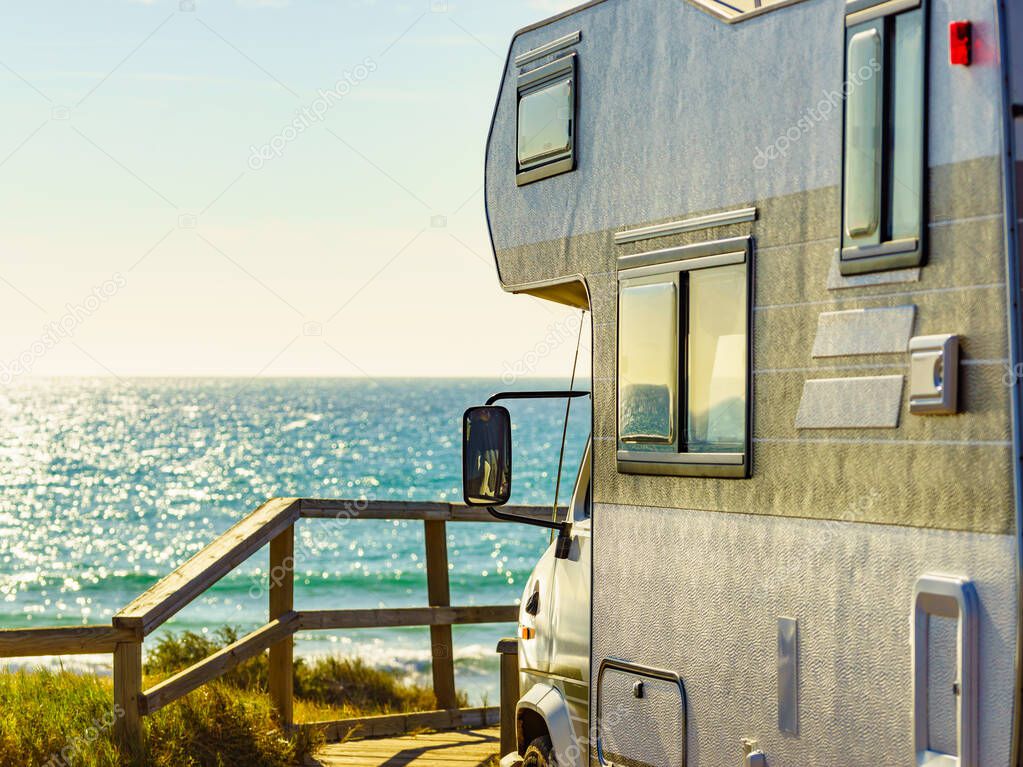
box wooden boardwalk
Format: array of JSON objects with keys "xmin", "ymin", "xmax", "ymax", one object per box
[{"xmin": 310, "ymin": 727, "xmax": 501, "ymax": 767}]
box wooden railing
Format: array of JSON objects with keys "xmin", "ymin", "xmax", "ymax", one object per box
[
  {"xmin": 0, "ymin": 498, "xmax": 548, "ymax": 748},
  {"xmin": 497, "ymin": 637, "xmax": 521, "ymax": 757}
]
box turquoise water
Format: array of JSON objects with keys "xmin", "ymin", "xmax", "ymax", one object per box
[{"xmin": 0, "ymin": 378, "xmax": 590, "ymax": 703}]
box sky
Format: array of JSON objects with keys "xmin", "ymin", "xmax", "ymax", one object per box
[{"xmin": 0, "ymin": 0, "xmax": 591, "ymax": 380}]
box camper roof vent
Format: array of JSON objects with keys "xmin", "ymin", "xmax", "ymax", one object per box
[{"xmin": 686, "ymin": 0, "xmax": 811, "ymax": 24}]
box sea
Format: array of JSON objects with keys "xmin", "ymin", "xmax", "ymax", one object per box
[{"xmin": 0, "ymin": 378, "xmax": 591, "ymax": 705}]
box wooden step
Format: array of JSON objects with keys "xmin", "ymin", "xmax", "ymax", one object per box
[{"xmin": 309, "ymin": 726, "xmax": 499, "ymax": 767}]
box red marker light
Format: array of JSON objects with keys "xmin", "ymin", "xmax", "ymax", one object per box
[{"xmin": 950, "ymin": 21, "xmax": 972, "ymax": 66}]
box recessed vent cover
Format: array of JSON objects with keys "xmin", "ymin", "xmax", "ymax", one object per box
[{"xmin": 685, "ymin": 0, "xmax": 812, "ymax": 23}]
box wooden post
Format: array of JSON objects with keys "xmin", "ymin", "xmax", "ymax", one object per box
[
  {"xmin": 424, "ymin": 520, "xmax": 457, "ymax": 710},
  {"xmin": 268, "ymin": 525, "xmax": 295, "ymax": 728},
  {"xmin": 497, "ymin": 637, "xmax": 520, "ymax": 757},
  {"xmin": 113, "ymin": 639, "xmax": 143, "ymax": 753}
]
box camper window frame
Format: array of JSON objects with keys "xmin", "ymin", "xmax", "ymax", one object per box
[
  {"xmin": 840, "ymin": 0, "xmax": 928, "ymax": 275},
  {"xmin": 615, "ymin": 236, "xmax": 753, "ymax": 479},
  {"xmin": 515, "ymin": 53, "xmax": 576, "ymax": 186}
]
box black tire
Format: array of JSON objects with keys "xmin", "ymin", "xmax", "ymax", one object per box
[{"xmin": 522, "ymin": 736, "xmax": 556, "ymax": 767}]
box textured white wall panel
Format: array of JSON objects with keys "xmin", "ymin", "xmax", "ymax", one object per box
[{"xmin": 591, "ymin": 504, "xmax": 1017, "ymax": 766}]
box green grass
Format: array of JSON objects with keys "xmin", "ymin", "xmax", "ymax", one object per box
[
  {"xmin": 141, "ymin": 683, "xmax": 320, "ymax": 767},
  {"xmin": 0, "ymin": 667, "xmax": 319, "ymax": 767},
  {"xmin": 0, "ymin": 626, "xmax": 464, "ymax": 767},
  {"xmin": 0, "ymin": 667, "xmax": 123, "ymax": 767}
]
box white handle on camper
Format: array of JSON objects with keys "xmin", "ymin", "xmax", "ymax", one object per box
[{"xmin": 912, "ymin": 574, "xmax": 978, "ymax": 767}]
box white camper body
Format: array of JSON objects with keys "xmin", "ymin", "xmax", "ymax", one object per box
[{"xmin": 485, "ymin": 0, "xmax": 1023, "ymax": 765}]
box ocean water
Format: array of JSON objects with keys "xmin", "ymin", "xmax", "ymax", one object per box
[{"xmin": 0, "ymin": 378, "xmax": 590, "ymax": 704}]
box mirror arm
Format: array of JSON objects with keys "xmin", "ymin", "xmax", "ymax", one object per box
[
  {"xmin": 485, "ymin": 390, "xmax": 590, "ymax": 406},
  {"xmin": 486, "ymin": 505, "xmax": 570, "ymax": 535},
  {"xmin": 471, "ymin": 391, "xmax": 589, "ymax": 526}
]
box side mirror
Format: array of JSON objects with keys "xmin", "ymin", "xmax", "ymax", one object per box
[{"xmin": 462, "ymin": 406, "xmax": 512, "ymax": 507}]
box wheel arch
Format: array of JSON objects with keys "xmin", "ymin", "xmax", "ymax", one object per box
[{"xmin": 516, "ymin": 683, "xmax": 579, "ymax": 764}]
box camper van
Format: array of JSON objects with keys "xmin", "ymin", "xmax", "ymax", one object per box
[{"xmin": 463, "ymin": 0, "xmax": 1023, "ymax": 765}]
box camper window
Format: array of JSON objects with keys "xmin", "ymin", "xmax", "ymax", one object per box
[
  {"xmin": 686, "ymin": 264, "xmax": 747, "ymax": 454},
  {"xmin": 516, "ymin": 54, "xmax": 576, "ymax": 186},
  {"xmin": 840, "ymin": 1, "xmax": 925, "ymax": 275},
  {"xmin": 616, "ymin": 237, "xmax": 751, "ymax": 479},
  {"xmin": 518, "ymin": 80, "xmax": 572, "ymax": 167},
  {"xmin": 618, "ymin": 276, "xmax": 679, "ymax": 450}
]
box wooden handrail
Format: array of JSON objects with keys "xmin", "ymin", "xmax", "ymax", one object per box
[
  {"xmin": 497, "ymin": 638, "xmax": 520, "ymax": 758},
  {"xmin": 0, "ymin": 625, "xmax": 138, "ymax": 658},
  {"xmin": 298, "ymin": 498, "xmax": 563, "ymax": 523},
  {"xmin": 425, "ymin": 518, "xmax": 456, "ymax": 708},
  {"xmin": 139, "ymin": 606, "xmax": 520, "ymax": 715},
  {"xmin": 0, "ymin": 497, "xmax": 546, "ymax": 749},
  {"xmin": 141, "ymin": 613, "xmax": 301, "ymax": 715},
  {"xmin": 114, "ymin": 497, "xmax": 301, "ymax": 636},
  {"xmin": 296, "ymin": 605, "xmax": 518, "ymax": 631},
  {"xmin": 113, "ymin": 498, "xmax": 559, "ymax": 638},
  {"xmin": 268, "ymin": 525, "xmax": 294, "ymax": 726}
]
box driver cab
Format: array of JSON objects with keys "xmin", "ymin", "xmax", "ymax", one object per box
[{"xmin": 463, "ymin": 393, "xmax": 592, "ymax": 767}]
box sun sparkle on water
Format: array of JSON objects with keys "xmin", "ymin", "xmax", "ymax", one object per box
[{"xmin": 0, "ymin": 377, "xmax": 588, "ymax": 703}]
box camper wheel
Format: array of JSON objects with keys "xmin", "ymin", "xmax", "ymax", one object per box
[{"xmin": 523, "ymin": 736, "xmax": 555, "ymax": 767}]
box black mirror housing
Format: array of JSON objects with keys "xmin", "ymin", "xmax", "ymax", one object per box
[{"xmin": 462, "ymin": 405, "xmax": 512, "ymax": 507}]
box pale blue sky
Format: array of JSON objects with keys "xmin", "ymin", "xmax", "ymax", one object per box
[{"xmin": 0, "ymin": 0, "xmax": 589, "ymax": 379}]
